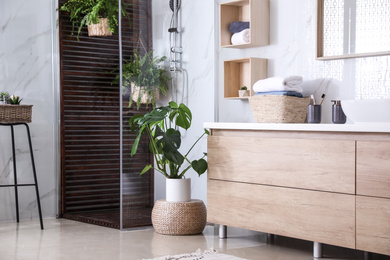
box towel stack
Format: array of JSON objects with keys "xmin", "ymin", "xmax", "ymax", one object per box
[
  {"xmin": 253, "ymin": 76, "xmax": 304, "ymax": 97},
  {"xmin": 230, "ymin": 21, "xmax": 250, "ymax": 45}
]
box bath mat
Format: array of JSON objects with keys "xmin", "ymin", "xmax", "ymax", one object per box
[{"xmin": 142, "ymin": 248, "xmax": 248, "ymax": 260}]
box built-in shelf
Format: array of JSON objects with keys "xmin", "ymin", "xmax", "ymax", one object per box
[
  {"xmin": 220, "ymin": 0, "xmax": 270, "ymax": 48},
  {"xmin": 224, "ymin": 57, "xmax": 267, "ymax": 99}
]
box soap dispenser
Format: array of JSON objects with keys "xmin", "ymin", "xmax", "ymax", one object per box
[{"xmin": 332, "ymin": 100, "xmax": 346, "ymax": 124}]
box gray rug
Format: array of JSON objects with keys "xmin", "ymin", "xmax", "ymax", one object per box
[{"xmin": 142, "ymin": 249, "xmax": 248, "ymax": 260}]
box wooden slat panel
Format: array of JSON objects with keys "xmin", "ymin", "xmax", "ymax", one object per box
[
  {"xmin": 208, "ymin": 135, "xmax": 356, "ymax": 194},
  {"xmin": 208, "ymin": 179, "xmax": 356, "ymax": 249},
  {"xmin": 356, "ymin": 196, "xmax": 390, "ymax": 255},
  {"xmin": 59, "ymin": 0, "xmax": 153, "ymax": 224},
  {"xmin": 357, "ymin": 141, "xmax": 390, "ymax": 198}
]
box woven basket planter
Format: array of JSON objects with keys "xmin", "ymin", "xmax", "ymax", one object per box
[
  {"xmin": 88, "ymin": 18, "xmax": 112, "ymax": 36},
  {"xmin": 152, "ymin": 199, "xmax": 207, "ymax": 235},
  {"xmin": 0, "ymin": 105, "xmax": 33, "ymax": 123},
  {"xmin": 131, "ymin": 84, "xmax": 160, "ymax": 104},
  {"xmin": 249, "ymin": 95, "xmax": 309, "ymax": 123}
]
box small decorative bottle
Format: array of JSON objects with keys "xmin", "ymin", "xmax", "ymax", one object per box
[{"xmin": 332, "ymin": 100, "xmax": 346, "ymax": 124}]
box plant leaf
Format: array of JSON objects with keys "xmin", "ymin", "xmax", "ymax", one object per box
[
  {"xmin": 140, "ymin": 164, "xmax": 152, "ymax": 175},
  {"xmin": 131, "ymin": 124, "xmax": 145, "ymax": 156},
  {"xmin": 155, "ymin": 127, "xmax": 184, "ymax": 165},
  {"xmin": 169, "ymin": 101, "xmax": 178, "ymax": 108},
  {"xmin": 173, "ymin": 103, "xmax": 192, "ymax": 130},
  {"xmin": 192, "ymin": 159, "xmax": 208, "ymax": 176}
]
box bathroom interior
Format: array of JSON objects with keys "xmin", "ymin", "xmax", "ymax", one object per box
[{"xmin": 0, "ymin": 0, "xmax": 389, "ymax": 259}]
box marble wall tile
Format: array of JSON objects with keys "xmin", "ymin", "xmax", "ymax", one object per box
[{"xmin": 0, "ymin": 0, "xmax": 57, "ymax": 222}]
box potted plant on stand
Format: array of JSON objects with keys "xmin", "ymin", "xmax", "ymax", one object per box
[
  {"xmin": 118, "ymin": 50, "xmax": 170, "ymax": 109},
  {"xmin": 129, "ymin": 101, "xmax": 208, "ymax": 235},
  {"xmin": 59, "ymin": 0, "xmax": 130, "ymax": 39}
]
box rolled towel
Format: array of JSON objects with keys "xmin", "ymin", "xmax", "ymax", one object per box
[
  {"xmin": 253, "ymin": 76, "xmax": 304, "ymax": 93},
  {"xmin": 284, "ymin": 75, "xmax": 303, "ymax": 87},
  {"xmin": 254, "ymin": 91, "xmax": 304, "ymax": 98},
  {"xmin": 231, "ymin": 29, "xmax": 250, "ymax": 45},
  {"xmin": 230, "ymin": 21, "xmax": 250, "ymax": 33}
]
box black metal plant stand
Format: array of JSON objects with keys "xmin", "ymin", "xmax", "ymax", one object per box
[{"xmin": 0, "ymin": 123, "xmax": 44, "ymax": 229}]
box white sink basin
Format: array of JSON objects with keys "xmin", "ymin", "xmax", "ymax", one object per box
[{"xmin": 341, "ymin": 99, "xmax": 390, "ymax": 123}]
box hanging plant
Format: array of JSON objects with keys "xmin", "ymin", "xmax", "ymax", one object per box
[
  {"xmin": 113, "ymin": 50, "xmax": 170, "ymax": 109},
  {"xmin": 59, "ymin": 0, "xmax": 130, "ymax": 39}
]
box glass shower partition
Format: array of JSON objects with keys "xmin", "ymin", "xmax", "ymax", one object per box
[
  {"xmin": 58, "ymin": 0, "xmax": 153, "ymax": 230},
  {"xmin": 119, "ymin": 0, "xmax": 154, "ymax": 230}
]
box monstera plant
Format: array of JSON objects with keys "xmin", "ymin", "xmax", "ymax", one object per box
[{"xmin": 129, "ymin": 101, "xmax": 208, "ymax": 179}]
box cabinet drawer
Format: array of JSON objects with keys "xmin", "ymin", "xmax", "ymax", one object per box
[
  {"xmin": 207, "ymin": 180, "xmax": 356, "ymax": 249},
  {"xmin": 208, "ymin": 136, "xmax": 355, "ymax": 194},
  {"xmin": 356, "ymin": 196, "xmax": 390, "ymax": 255},
  {"xmin": 357, "ymin": 141, "xmax": 390, "ymax": 198}
]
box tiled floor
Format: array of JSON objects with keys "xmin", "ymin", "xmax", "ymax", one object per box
[{"xmin": 0, "ymin": 218, "xmax": 389, "ymax": 260}]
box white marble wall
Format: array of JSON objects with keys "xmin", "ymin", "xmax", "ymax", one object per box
[
  {"xmin": 0, "ymin": 0, "xmax": 57, "ymax": 222},
  {"xmin": 218, "ymin": 0, "xmax": 390, "ymax": 123},
  {"xmin": 151, "ymin": 0, "xmax": 215, "ymax": 202}
]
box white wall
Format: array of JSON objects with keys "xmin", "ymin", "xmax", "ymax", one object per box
[
  {"xmin": 152, "ymin": 0, "xmax": 215, "ymax": 203},
  {"xmin": 0, "ymin": 0, "xmax": 58, "ymax": 222},
  {"xmin": 218, "ymin": 0, "xmax": 390, "ymax": 123}
]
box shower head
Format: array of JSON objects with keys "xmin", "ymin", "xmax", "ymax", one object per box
[{"xmin": 169, "ymin": 0, "xmax": 181, "ymax": 12}]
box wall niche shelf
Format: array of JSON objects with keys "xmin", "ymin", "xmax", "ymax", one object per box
[
  {"xmin": 220, "ymin": 0, "xmax": 270, "ymax": 48},
  {"xmin": 224, "ymin": 57, "xmax": 267, "ymax": 99}
]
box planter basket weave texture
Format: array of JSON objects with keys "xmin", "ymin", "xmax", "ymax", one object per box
[
  {"xmin": 0, "ymin": 105, "xmax": 33, "ymax": 123},
  {"xmin": 152, "ymin": 199, "xmax": 207, "ymax": 235},
  {"xmin": 249, "ymin": 95, "xmax": 309, "ymax": 123},
  {"xmin": 88, "ymin": 18, "xmax": 112, "ymax": 36}
]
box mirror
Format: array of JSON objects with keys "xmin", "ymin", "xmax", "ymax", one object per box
[{"xmin": 317, "ymin": 0, "xmax": 390, "ymax": 60}]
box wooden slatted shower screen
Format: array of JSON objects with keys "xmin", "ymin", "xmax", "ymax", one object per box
[{"xmin": 58, "ymin": 0, "xmax": 153, "ymax": 229}]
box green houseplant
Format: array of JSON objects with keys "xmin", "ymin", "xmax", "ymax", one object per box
[
  {"xmin": 8, "ymin": 95, "xmax": 23, "ymax": 105},
  {"xmin": 129, "ymin": 101, "xmax": 208, "ymax": 179},
  {"xmin": 59, "ymin": 0, "xmax": 129, "ymax": 39},
  {"xmin": 117, "ymin": 50, "xmax": 170, "ymax": 109},
  {"xmin": 0, "ymin": 91, "xmax": 10, "ymax": 104},
  {"xmin": 239, "ymin": 85, "xmax": 249, "ymax": 97}
]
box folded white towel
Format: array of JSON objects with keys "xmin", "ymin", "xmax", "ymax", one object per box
[
  {"xmin": 231, "ymin": 29, "xmax": 250, "ymax": 45},
  {"xmin": 253, "ymin": 76, "xmax": 303, "ymax": 93}
]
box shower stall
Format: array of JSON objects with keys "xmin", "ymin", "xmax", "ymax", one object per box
[{"xmin": 58, "ymin": 0, "xmax": 154, "ymax": 229}]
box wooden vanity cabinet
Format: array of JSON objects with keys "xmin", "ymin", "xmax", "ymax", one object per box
[
  {"xmin": 207, "ymin": 129, "xmax": 390, "ymax": 256},
  {"xmin": 356, "ymin": 141, "xmax": 390, "ymax": 255}
]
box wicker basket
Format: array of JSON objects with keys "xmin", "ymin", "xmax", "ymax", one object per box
[
  {"xmin": 131, "ymin": 84, "xmax": 160, "ymax": 104},
  {"xmin": 249, "ymin": 95, "xmax": 309, "ymax": 123},
  {"xmin": 0, "ymin": 105, "xmax": 33, "ymax": 123},
  {"xmin": 151, "ymin": 199, "xmax": 207, "ymax": 235},
  {"xmin": 87, "ymin": 18, "xmax": 113, "ymax": 36}
]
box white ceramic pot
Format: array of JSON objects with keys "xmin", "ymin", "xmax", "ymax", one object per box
[
  {"xmin": 166, "ymin": 178, "xmax": 191, "ymax": 202},
  {"xmin": 238, "ymin": 90, "xmax": 249, "ymax": 97}
]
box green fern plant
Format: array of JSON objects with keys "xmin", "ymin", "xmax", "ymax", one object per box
[
  {"xmin": 59, "ymin": 0, "xmax": 130, "ymax": 39},
  {"xmin": 114, "ymin": 50, "xmax": 170, "ymax": 109}
]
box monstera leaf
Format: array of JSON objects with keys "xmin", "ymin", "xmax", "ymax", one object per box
[
  {"xmin": 192, "ymin": 158, "xmax": 208, "ymax": 176},
  {"xmin": 155, "ymin": 126, "xmax": 184, "ymax": 166}
]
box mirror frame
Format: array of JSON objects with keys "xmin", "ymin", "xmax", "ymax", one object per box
[{"xmin": 316, "ymin": 0, "xmax": 390, "ymax": 60}]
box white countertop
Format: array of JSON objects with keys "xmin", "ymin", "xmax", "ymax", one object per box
[{"xmin": 203, "ymin": 122, "xmax": 390, "ymax": 133}]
